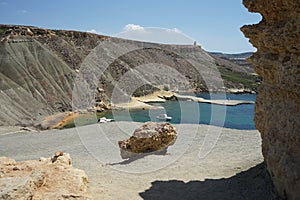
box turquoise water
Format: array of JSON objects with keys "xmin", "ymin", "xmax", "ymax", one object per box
[{"xmin": 104, "ymin": 94, "xmax": 256, "ymax": 130}]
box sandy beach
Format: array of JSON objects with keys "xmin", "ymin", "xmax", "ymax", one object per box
[
  {"xmin": 0, "ymin": 122, "xmax": 274, "ymax": 199},
  {"xmin": 115, "ymin": 91, "xmax": 173, "ymax": 110}
]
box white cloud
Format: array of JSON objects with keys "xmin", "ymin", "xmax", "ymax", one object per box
[
  {"xmin": 123, "ymin": 24, "xmax": 145, "ymax": 32},
  {"xmin": 87, "ymin": 29, "xmax": 98, "ymax": 34},
  {"xmin": 87, "ymin": 29, "xmax": 103, "ymax": 35},
  {"xmin": 123, "ymin": 24, "xmax": 182, "ymax": 34},
  {"xmin": 116, "ymin": 25, "xmax": 194, "ymax": 45}
]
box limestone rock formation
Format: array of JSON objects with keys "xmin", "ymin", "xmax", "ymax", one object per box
[
  {"xmin": 241, "ymin": 0, "xmax": 300, "ymax": 199},
  {"xmin": 0, "ymin": 152, "xmax": 91, "ymax": 200},
  {"xmin": 118, "ymin": 122, "xmax": 177, "ymax": 159}
]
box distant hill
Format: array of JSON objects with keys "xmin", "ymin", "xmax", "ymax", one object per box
[
  {"xmin": 0, "ymin": 24, "xmax": 259, "ymax": 126},
  {"xmin": 209, "ymin": 52, "xmax": 260, "ymax": 91},
  {"xmin": 210, "ymin": 52, "xmax": 252, "ymax": 59},
  {"xmin": 209, "ymin": 52, "xmax": 254, "ymax": 71}
]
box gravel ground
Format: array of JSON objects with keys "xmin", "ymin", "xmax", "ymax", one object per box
[{"xmin": 0, "ymin": 122, "xmax": 276, "ymax": 200}]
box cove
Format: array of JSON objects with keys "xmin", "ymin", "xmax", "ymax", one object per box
[{"xmin": 104, "ymin": 94, "xmax": 256, "ymax": 130}]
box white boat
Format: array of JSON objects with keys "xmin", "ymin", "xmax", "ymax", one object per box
[
  {"xmin": 156, "ymin": 114, "xmax": 172, "ymax": 121},
  {"xmin": 98, "ymin": 117, "xmax": 114, "ymax": 123}
]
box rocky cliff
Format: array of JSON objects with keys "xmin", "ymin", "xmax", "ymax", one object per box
[
  {"xmin": 0, "ymin": 24, "xmax": 258, "ymax": 126},
  {"xmin": 0, "ymin": 153, "xmax": 90, "ymax": 199},
  {"xmin": 241, "ymin": 0, "xmax": 300, "ymax": 199}
]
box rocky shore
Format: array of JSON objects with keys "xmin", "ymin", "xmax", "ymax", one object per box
[{"xmin": 32, "ymin": 90, "xmax": 255, "ymax": 130}]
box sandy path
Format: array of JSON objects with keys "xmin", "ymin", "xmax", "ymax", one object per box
[{"xmin": 0, "ymin": 122, "xmax": 275, "ymax": 199}]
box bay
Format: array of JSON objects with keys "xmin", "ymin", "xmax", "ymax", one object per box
[{"xmin": 103, "ymin": 93, "xmax": 256, "ymax": 130}]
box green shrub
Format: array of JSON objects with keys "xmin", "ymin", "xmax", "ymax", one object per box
[{"xmin": 0, "ymin": 27, "xmax": 8, "ymax": 35}]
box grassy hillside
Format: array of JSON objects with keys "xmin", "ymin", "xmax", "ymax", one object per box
[{"xmin": 210, "ymin": 52, "xmax": 260, "ymax": 92}]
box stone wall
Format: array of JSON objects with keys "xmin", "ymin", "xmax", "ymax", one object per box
[{"xmin": 241, "ymin": 0, "xmax": 300, "ymax": 199}]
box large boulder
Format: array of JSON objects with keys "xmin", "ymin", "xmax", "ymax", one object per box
[
  {"xmin": 0, "ymin": 152, "xmax": 91, "ymax": 200},
  {"xmin": 118, "ymin": 122, "xmax": 177, "ymax": 159}
]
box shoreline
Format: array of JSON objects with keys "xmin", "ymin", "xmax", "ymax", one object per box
[
  {"xmin": 0, "ymin": 120, "xmax": 257, "ymax": 137},
  {"xmin": 116, "ymin": 90, "xmax": 255, "ymax": 110},
  {"xmin": 17, "ymin": 91, "xmax": 256, "ymax": 131}
]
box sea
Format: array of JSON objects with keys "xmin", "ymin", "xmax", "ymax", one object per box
[{"xmin": 102, "ymin": 93, "xmax": 256, "ymax": 130}]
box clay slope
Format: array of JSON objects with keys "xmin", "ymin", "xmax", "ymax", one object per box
[
  {"xmin": 0, "ymin": 25, "xmax": 110, "ymax": 126},
  {"xmin": 74, "ymin": 39, "xmax": 222, "ymax": 107},
  {"xmin": 0, "ymin": 37, "xmax": 75, "ymax": 125}
]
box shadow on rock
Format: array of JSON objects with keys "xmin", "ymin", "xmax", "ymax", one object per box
[
  {"xmin": 139, "ymin": 162, "xmax": 281, "ymax": 200},
  {"xmin": 109, "ymin": 148, "xmax": 168, "ymax": 166}
]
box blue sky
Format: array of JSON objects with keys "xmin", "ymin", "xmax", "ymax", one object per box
[{"xmin": 0, "ymin": 0, "xmax": 261, "ymax": 53}]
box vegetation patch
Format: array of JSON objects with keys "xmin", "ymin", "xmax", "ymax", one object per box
[
  {"xmin": 0, "ymin": 27, "xmax": 8, "ymax": 35},
  {"xmin": 218, "ymin": 67, "xmax": 259, "ymax": 90}
]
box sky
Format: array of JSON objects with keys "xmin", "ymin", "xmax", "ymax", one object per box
[{"xmin": 0, "ymin": 0, "xmax": 261, "ymax": 53}]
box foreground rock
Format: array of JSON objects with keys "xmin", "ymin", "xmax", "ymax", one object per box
[
  {"xmin": 0, "ymin": 152, "xmax": 91, "ymax": 200},
  {"xmin": 118, "ymin": 122, "xmax": 177, "ymax": 159},
  {"xmin": 242, "ymin": 0, "xmax": 300, "ymax": 199}
]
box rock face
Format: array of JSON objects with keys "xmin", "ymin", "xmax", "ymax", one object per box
[
  {"xmin": 0, "ymin": 152, "xmax": 90, "ymax": 200},
  {"xmin": 118, "ymin": 122, "xmax": 177, "ymax": 159},
  {"xmin": 241, "ymin": 0, "xmax": 300, "ymax": 199},
  {"xmin": 0, "ymin": 25, "xmax": 107, "ymax": 126}
]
